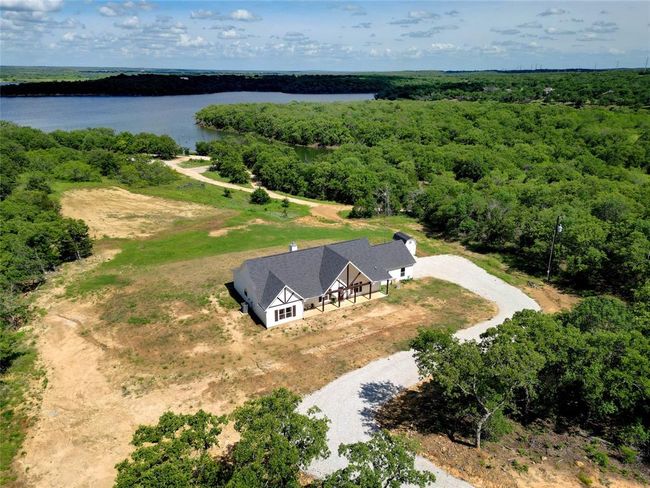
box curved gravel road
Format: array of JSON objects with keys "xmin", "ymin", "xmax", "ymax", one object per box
[
  {"xmin": 299, "ymin": 254, "xmax": 540, "ymax": 487},
  {"xmin": 162, "ymin": 156, "xmax": 351, "ymax": 220}
]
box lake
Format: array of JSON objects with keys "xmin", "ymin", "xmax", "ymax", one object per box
[{"xmin": 0, "ymin": 92, "xmax": 374, "ymax": 149}]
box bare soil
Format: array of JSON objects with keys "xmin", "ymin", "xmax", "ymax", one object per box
[
  {"xmin": 523, "ymin": 283, "xmax": 580, "ymax": 313},
  {"xmin": 60, "ymin": 187, "xmax": 223, "ymax": 239},
  {"xmin": 378, "ymin": 384, "xmax": 648, "ymax": 488}
]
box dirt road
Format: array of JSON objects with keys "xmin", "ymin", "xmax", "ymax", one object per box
[
  {"xmin": 299, "ymin": 255, "xmax": 540, "ymax": 487},
  {"xmin": 163, "ymin": 156, "xmax": 351, "ymax": 222}
]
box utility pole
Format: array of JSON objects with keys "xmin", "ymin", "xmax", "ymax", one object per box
[{"xmin": 546, "ymin": 216, "xmax": 563, "ymax": 282}]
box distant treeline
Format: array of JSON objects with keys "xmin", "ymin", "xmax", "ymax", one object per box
[
  {"xmin": 0, "ymin": 73, "xmax": 386, "ymax": 97},
  {"xmin": 2, "ymin": 70, "xmax": 649, "ymax": 107}
]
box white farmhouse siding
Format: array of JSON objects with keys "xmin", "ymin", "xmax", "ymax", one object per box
[
  {"xmin": 266, "ymin": 300, "xmax": 304, "ymax": 327},
  {"xmin": 393, "ymin": 232, "xmax": 417, "ymax": 257},
  {"xmin": 264, "ymin": 286, "xmax": 304, "ymax": 327},
  {"xmin": 388, "ymin": 265, "xmax": 414, "ymax": 281}
]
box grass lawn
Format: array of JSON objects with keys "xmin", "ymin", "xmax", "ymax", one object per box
[
  {"xmin": 0, "ymin": 335, "xmax": 43, "ymax": 485},
  {"xmin": 201, "ymin": 170, "xmax": 253, "ymax": 189},
  {"xmin": 178, "ymin": 159, "xmax": 211, "ymax": 168},
  {"xmin": 102, "ymin": 223, "xmax": 393, "ymax": 269}
]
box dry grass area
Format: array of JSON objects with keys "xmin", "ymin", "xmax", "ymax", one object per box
[
  {"xmin": 14, "ymin": 239, "xmax": 494, "ymax": 488},
  {"xmin": 378, "ymin": 384, "xmax": 648, "ymax": 488},
  {"xmin": 60, "ymin": 187, "xmax": 228, "ymax": 239},
  {"xmin": 523, "ymin": 283, "xmax": 580, "ymax": 313}
]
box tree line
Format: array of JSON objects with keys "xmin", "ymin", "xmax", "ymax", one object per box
[
  {"xmin": 114, "ymin": 388, "xmax": 435, "ymax": 488},
  {"xmin": 411, "ymin": 295, "xmax": 649, "ymax": 461},
  {"xmin": 196, "ymin": 100, "xmax": 649, "ymax": 298},
  {"xmin": 0, "ymin": 121, "xmax": 180, "ymax": 376},
  {"xmin": 3, "ymin": 70, "xmax": 648, "ymax": 108}
]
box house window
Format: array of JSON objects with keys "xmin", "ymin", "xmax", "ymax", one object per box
[
  {"xmin": 353, "ymin": 282, "xmax": 363, "ymax": 293},
  {"xmin": 274, "ymin": 305, "xmax": 296, "ymax": 322},
  {"xmin": 400, "ymin": 267, "xmax": 406, "ymax": 277}
]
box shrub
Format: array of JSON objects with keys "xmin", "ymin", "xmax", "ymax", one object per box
[
  {"xmin": 585, "ymin": 442, "xmax": 609, "ymax": 468},
  {"xmin": 250, "ymin": 187, "xmax": 271, "ymax": 205},
  {"xmin": 577, "ymin": 471, "xmax": 593, "ymax": 486},
  {"xmin": 511, "ymin": 459, "xmax": 529, "ymax": 473},
  {"xmin": 55, "ymin": 161, "xmax": 100, "ymax": 182},
  {"xmin": 619, "ymin": 445, "xmax": 638, "ymax": 464}
]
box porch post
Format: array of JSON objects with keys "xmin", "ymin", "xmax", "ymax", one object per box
[
  {"xmin": 354, "ymin": 288, "xmax": 357, "ymax": 303},
  {"xmin": 386, "ymin": 279, "xmax": 389, "ymax": 295},
  {"xmin": 369, "ymin": 282, "xmax": 372, "ymax": 299},
  {"xmin": 322, "ymin": 295, "xmax": 325, "ymax": 312}
]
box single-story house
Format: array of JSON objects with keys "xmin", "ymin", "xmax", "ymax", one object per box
[{"xmin": 233, "ymin": 232, "xmax": 417, "ymax": 327}]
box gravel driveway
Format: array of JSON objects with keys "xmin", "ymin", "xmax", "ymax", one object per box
[{"xmin": 299, "ymin": 254, "xmax": 540, "ymax": 487}]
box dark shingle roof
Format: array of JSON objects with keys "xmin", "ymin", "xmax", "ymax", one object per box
[
  {"xmin": 393, "ymin": 231, "xmax": 413, "ymax": 243},
  {"xmin": 238, "ymin": 238, "xmax": 416, "ymax": 310}
]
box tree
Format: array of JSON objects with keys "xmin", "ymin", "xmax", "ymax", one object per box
[
  {"xmin": 412, "ymin": 328, "xmax": 544, "ymax": 449},
  {"xmin": 227, "ymin": 388, "xmax": 329, "ymax": 488},
  {"xmin": 114, "ymin": 410, "xmax": 226, "ymax": 488},
  {"xmin": 282, "ymin": 198, "xmax": 290, "ymax": 217},
  {"xmin": 322, "ymin": 430, "xmax": 435, "ymax": 488},
  {"xmin": 250, "ymin": 188, "xmax": 271, "ymax": 205}
]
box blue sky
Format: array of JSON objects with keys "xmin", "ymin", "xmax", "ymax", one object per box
[{"xmin": 1, "ymin": 1, "xmax": 648, "ymax": 70}]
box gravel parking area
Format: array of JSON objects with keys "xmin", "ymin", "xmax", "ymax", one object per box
[{"xmin": 300, "ymin": 255, "xmax": 540, "ymax": 487}]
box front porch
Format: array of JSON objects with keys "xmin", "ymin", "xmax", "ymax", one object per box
[{"xmin": 302, "ymin": 288, "xmax": 388, "ymax": 318}]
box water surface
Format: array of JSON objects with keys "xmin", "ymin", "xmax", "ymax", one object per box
[{"xmin": 0, "ymin": 91, "xmax": 374, "ymax": 148}]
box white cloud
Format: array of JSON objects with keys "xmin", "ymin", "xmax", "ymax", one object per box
[
  {"xmin": 178, "ymin": 33, "xmax": 209, "ymax": 47},
  {"xmin": 586, "ymin": 20, "xmax": 618, "ymax": 34},
  {"xmin": 517, "ymin": 21, "xmax": 542, "ymax": 29},
  {"xmin": 0, "ymin": 0, "xmax": 62, "ymax": 11},
  {"xmin": 190, "ymin": 9, "xmax": 217, "ymax": 20},
  {"xmin": 408, "ymin": 10, "xmax": 439, "ymax": 20},
  {"xmin": 99, "ymin": 5, "xmax": 118, "ymax": 17},
  {"xmin": 229, "ymin": 9, "xmax": 260, "ymax": 22},
  {"xmin": 544, "ymin": 27, "xmax": 576, "ymax": 35},
  {"xmin": 491, "ymin": 28, "xmax": 520, "ymax": 35},
  {"xmin": 430, "ymin": 42, "xmax": 455, "ymax": 51},
  {"xmin": 538, "ymin": 8, "xmax": 567, "ymax": 17},
  {"xmin": 340, "ymin": 4, "xmax": 366, "ymax": 16},
  {"xmin": 114, "ymin": 15, "xmax": 139, "ymax": 29}
]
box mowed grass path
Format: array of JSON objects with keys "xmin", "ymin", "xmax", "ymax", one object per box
[{"xmin": 104, "ymin": 224, "xmax": 392, "ymax": 269}]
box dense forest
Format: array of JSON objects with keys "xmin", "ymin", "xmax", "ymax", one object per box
[
  {"xmin": 0, "ymin": 121, "xmax": 180, "ymax": 375},
  {"xmin": 412, "ymin": 295, "xmax": 649, "ymax": 460},
  {"xmin": 197, "ymin": 100, "xmax": 649, "ymax": 298},
  {"xmin": 3, "ymin": 70, "xmax": 649, "ymax": 107}
]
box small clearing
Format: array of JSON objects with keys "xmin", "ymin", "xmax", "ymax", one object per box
[
  {"xmin": 60, "ymin": 187, "xmax": 221, "ymax": 239},
  {"xmin": 15, "ymin": 247, "xmax": 493, "ymax": 488}
]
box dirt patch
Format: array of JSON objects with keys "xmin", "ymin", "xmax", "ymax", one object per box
[
  {"xmin": 209, "ymin": 218, "xmax": 267, "ymax": 237},
  {"xmin": 523, "ymin": 283, "xmax": 580, "ymax": 313},
  {"xmin": 378, "ymin": 384, "xmax": 648, "ymax": 488},
  {"xmin": 310, "ymin": 204, "xmax": 351, "ymax": 222},
  {"xmin": 61, "ymin": 187, "xmax": 221, "ymax": 239}
]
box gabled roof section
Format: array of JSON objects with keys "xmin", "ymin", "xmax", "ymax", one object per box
[
  {"xmin": 238, "ymin": 237, "xmax": 416, "ymax": 311},
  {"xmin": 259, "ymin": 271, "xmax": 289, "ymax": 310},
  {"xmin": 319, "ymin": 246, "xmax": 350, "ymax": 290},
  {"xmin": 371, "ymin": 240, "xmax": 416, "ymax": 270}
]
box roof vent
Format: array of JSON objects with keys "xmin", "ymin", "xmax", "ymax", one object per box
[{"xmin": 289, "ymin": 241, "xmax": 298, "ymax": 252}]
